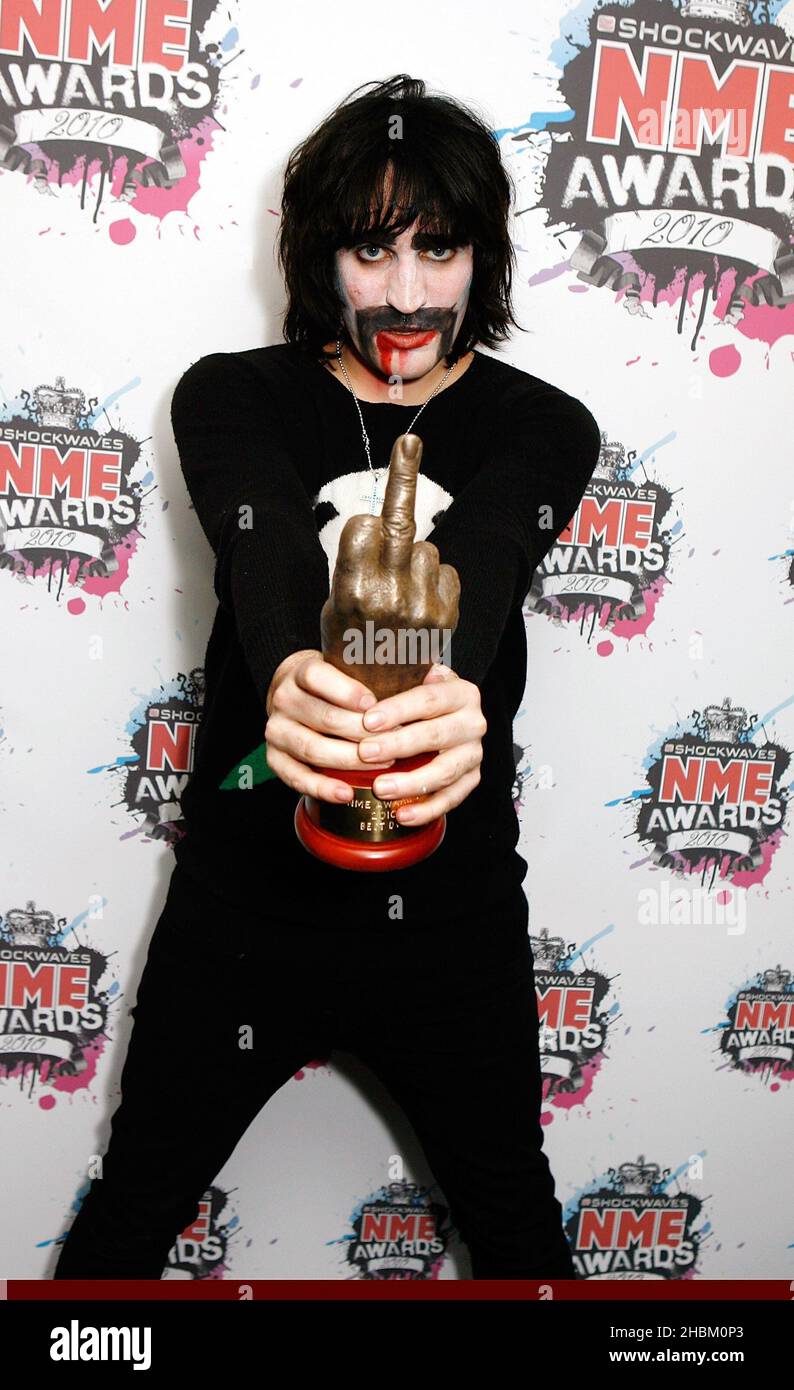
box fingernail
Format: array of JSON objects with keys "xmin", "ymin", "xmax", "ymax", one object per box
[
  {"xmin": 363, "ymin": 710, "xmax": 384, "ymax": 728},
  {"xmin": 359, "ymin": 693, "xmax": 377, "ymax": 710},
  {"xmin": 360, "ymin": 741, "xmax": 381, "ymax": 759},
  {"xmin": 375, "ymin": 778, "xmax": 397, "ymax": 796},
  {"xmin": 335, "ymin": 785, "xmax": 352, "ymax": 800},
  {"xmin": 397, "ymin": 805, "xmax": 416, "ymax": 821}
]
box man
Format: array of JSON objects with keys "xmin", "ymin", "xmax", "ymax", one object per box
[{"xmin": 53, "ymin": 74, "xmax": 600, "ymax": 1280}]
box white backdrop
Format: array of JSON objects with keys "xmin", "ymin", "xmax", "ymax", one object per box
[{"xmin": 1, "ymin": 0, "xmax": 792, "ymax": 1279}]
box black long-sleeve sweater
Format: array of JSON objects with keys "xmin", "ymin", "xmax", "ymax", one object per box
[{"xmin": 168, "ymin": 342, "xmax": 601, "ymax": 929}]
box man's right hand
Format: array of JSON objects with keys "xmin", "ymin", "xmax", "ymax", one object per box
[{"xmin": 264, "ymin": 649, "xmax": 395, "ymax": 803}]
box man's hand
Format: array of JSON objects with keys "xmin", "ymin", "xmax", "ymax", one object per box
[
  {"xmin": 320, "ymin": 433, "xmax": 460, "ymax": 701},
  {"xmin": 265, "ymin": 648, "xmax": 393, "ymax": 803},
  {"xmin": 357, "ymin": 662, "xmax": 487, "ymax": 826}
]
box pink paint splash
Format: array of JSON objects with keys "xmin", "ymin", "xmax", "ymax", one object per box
[
  {"xmin": 731, "ymin": 271, "xmax": 794, "ymax": 350},
  {"xmin": 656, "ymin": 823, "xmax": 788, "ymax": 892},
  {"xmin": 24, "ymin": 116, "xmax": 223, "ymax": 227},
  {"xmin": 3, "ymin": 1032, "xmax": 108, "ymax": 1097},
  {"xmin": 541, "ymin": 1052, "xmax": 606, "ymax": 1123},
  {"xmin": 109, "ymin": 218, "xmax": 136, "ymax": 245},
  {"xmin": 79, "ymin": 531, "xmax": 142, "ymax": 599},
  {"xmin": 763, "ymin": 1061, "xmax": 794, "ymax": 1086},
  {"xmin": 6, "ymin": 528, "xmax": 143, "ymax": 601},
  {"xmin": 609, "ymin": 576, "xmax": 669, "ymax": 640},
  {"xmin": 546, "ymin": 574, "xmax": 670, "ymax": 648},
  {"xmin": 634, "ymin": 815, "xmax": 787, "ymax": 890},
  {"xmin": 50, "ymin": 1034, "xmax": 108, "ymax": 1093},
  {"xmin": 709, "ymin": 344, "xmax": 741, "ymax": 377},
  {"xmin": 613, "ymin": 256, "xmax": 794, "ymax": 352},
  {"xmin": 118, "ymin": 118, "xmax": 223, "ymax": 222},
  {"xmin": 719, "ymin": 824, "xmax": 788, "ymax": 891}
]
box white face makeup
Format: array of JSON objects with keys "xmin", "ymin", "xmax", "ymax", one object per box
[{"xmin": 333, "ymin": 219, "xmax": 474, "ymax": 386}]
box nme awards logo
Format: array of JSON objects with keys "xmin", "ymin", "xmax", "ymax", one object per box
[
  {"xmin": 537, "ymin": 0, "xmax": 794, "ymax": 345},
  {"xmin": 718, "ymin": 963, "xmax": 794, "ymax": 1082},
  {"xmin": 526, "ymin": 429, "xmax": 677, "ymax": 633},
  {"xmin": 636, "ymin": 696, "xmax": 790, "ymax": 879},
  {"xmin": 116, "ymin": 666, "xmax": 204, "ymax": 843},
  {"xmin": 567, "ymin": 1153, "xmax": 706, "ymax": 1278},
  {"xmin": 162, "ymin": 1187, "xmax": 238, "ymax": 1278},
  {"xmin": 0, "ymin": 0, "xmax": 230, "ymax": 211},
  {"xmin": 0, "ymin": 371, "xmax": 145, "ymax": 595},
  {"xmin": 532, "ymin": 926, "xmax": 617, "ymax": 1108},
  {"xmin": 0, "ymin": 898, "xmax": 113, "ymax": 1091},
  {"xmin": 341, "ymin": 1181, "xmax": 452, "ymax": 1280}
]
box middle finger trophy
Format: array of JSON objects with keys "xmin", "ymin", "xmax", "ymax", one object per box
[{"xmin": 294, "ymin": 433, "xmax": 460, "ymax": 871}]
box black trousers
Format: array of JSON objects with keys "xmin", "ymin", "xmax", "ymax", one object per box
[{"xmin": 53, "ymin": 861, "xmax": 575, "ymax": 1280}]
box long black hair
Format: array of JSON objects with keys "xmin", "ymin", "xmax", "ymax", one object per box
[{"xmin": 276, "ymin": 74, "xmax": 521, "ymax": 365}]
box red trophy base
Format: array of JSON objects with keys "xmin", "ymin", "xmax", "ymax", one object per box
[{"xmin": 294, "ymin": 750, "xmax": 445, "ymax": 871}]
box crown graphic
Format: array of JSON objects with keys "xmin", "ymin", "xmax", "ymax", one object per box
[
  {"xmin": 702, "ymin": 697, "xmax": 748, "ymax": 742},
  {"xmin": 384, "ymin": 1180, "xmax": 423, "ymax": 1208},
  {"xmin": 616, "ymin": 1154, "xmax": 662, "ymax": 1195},
  {"xmin": 679, "ymin": 0, "xmax": 750, "ymax": 24},
  {"xmin": 530, "ymin": 926, "xmax": 568, "ymax": 970},
  {"xmin": 33, "ymin": 375, "xmax": 87, "ymax": 428},
  {"xmin": 593, "ymin": 430, "xmax": 628, "ymax": 483},
  {"xmin": 762, "ymin": 965, "xmax": 791, "ymax": 993},
  {"xmin": 3, "ymin": 900, "xmax": 55, "ymax": 946}
]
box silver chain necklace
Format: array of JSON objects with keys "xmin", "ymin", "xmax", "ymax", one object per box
[{"xmin": 335, "ymin": 335, "xmax": 458, "ymax": 513}]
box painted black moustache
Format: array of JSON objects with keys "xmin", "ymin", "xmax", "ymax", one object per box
[{"xmin": 356, "ymin": 308, "xmax": 457, "ymax": 334}]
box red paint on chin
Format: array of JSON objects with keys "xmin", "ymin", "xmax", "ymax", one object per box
[{"xmin": 374, "ymin": 329, "xmax": 436, "ymax": 374}]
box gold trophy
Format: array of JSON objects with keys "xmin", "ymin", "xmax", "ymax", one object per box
[{"xmin": 294, "ymin": 433, "xmax": 460, "ymax": 870}]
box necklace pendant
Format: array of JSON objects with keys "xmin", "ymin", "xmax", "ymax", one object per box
[{"xmin": 361, "ymin": 468, "xmax": 386, "ymax": 515}]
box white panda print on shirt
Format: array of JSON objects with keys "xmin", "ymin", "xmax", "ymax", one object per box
[{"xmin": 312, "ymin": 467, "xmax": 453, "ymax": 583}]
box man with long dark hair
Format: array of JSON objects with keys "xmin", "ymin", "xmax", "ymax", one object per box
[{"xmin": 54, "ymin": 75, "xmax": 600, "ymax": 1280}]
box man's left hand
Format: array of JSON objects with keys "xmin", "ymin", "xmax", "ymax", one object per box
[{"xmin": 357, "ymin": 664, "xmax": 486, "ymax": 825}]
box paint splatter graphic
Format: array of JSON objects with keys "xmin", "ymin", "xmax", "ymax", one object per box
[
  {"xmin": 634, "ymin": 695, "xmax": 791, "ymax": 885},
  {"xmin": 50, "ymin": 1183, "xmax": 239, "ymax": 1278},
  {"xmin": 0, "ymin": 899, "xmax": 115, "ymax": 1093},
  {"xmin": 716, "ymin": 965, "xmax": 794, "ymax": 1084},
  {"xmin": 0, "ymin": 372, "xmax": 147, "ymax": 596},
  {"xmin": 532, "ymin": 925, "xmax": 619, "ymax": 1111},
  {"xmin": 109, "ymin": 666, "xmax": 205, "ymax": 845},
  {"xmin": 525, "ymin": 426, "xmax": 678, "ymax": 638},
  {"xmin": 516, "ymin": 0, "xmax": 794, "ymax": 348},
  {"xmin": 163, "ymin": 1186, "xmax": 239, "ymax": 1278},
  {"xmin": 0, "ymin": 1, "xmax": 236, "ymax": 220},
  {"xmin": 333, "ymin": 1180, "xmax": 453, "ymax": 1279},
  {"xmin": 564, "ymin": 1152, "xmax": 708, "ymax": 1278}
]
